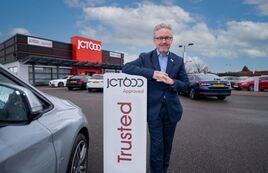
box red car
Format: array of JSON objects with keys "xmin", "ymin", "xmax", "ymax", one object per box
[{"xmin": 233, "ymin": 76, "xmax": 268, "ymax": 91}]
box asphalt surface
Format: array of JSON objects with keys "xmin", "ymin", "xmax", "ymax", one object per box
[{"xmin": 39, "ymin": 87, "xmax": 268, "ymax": 173}]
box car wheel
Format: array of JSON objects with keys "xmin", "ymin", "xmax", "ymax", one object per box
[
  {"xmin": 248, "ymin": 85, "xmax": 254, "ymax": 91},
  {"xmin": 68, "ymin": 87, "xmax": 73, "ymax": 91},
  {"xmin": 189, "ymin": 88, "xmax": 198, "ymax": 100},
  {"xmin": 58, "ymin": 82, "xmax": 64, "ymax": 87},
  {"xmin": 217, "ymin": 96, "xmax": 226, "ymax": 100},
  {"xmin": 67, "ymin": 133, "xmax": 88, "ymax": 173},
  {"xmin": 88, "ymin": 88, "xmax": 92, "ymax": 92}
]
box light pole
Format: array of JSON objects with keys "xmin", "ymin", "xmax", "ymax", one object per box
[{"xmin": 178, "ymin": 43, "xmax": 194, "ymax": 59}]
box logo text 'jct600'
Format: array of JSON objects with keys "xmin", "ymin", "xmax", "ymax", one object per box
[
  {"xmin": 77, "ymin": 40, "xmax": 101, "ymax": 51},
  {"xmin": 107, "ymin": 77, "xmax": 144, "ymax": 88}
]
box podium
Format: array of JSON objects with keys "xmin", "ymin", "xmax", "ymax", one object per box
[{"xmin": 104, "ymin": 73, "xmax": 147, "ymax": 173}]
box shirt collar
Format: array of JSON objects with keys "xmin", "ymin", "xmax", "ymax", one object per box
[{"xmin": 156, "ymin": 49, "xmax": 169, "ymax": 57}]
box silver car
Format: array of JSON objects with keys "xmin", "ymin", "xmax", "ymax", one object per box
[{"xmin": 0, "ymin": 64, "xmax": 89, "ymax": 173}]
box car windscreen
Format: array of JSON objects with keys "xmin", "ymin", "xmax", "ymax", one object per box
[
  {"xmin": 196, "ymin": 74, "xmax": 220, "ymax": 81},
  {"xmin": 238, "ymin": 77, "xmax": 249, "ymax": 80},
  {"xmin": 260, "ymin": 77, "xmax": 268, "ymax": 80},
  {"xmin": 225, "ymin": 77, "xmax": 239, "ymax": 80},
  {"xmin": 243, "ymin": 77, "xmax": 254, "ymax": 81}
]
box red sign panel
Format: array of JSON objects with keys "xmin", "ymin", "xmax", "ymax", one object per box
[{"xmin": 71, "ymin": 36, "xmax": 102, "ymax": 62}]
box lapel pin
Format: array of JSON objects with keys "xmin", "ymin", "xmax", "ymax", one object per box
[{"xmin": 170, "ymin": 59, "xmax": 174, "ymax": 62}]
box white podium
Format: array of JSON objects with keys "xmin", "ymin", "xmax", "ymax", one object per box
[{"xmin": 103, "ymin": 73, "xmax": 147, "ymax": 173}]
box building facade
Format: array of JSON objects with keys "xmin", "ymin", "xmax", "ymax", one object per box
[{"xmin": 0, "ymin": 34, "xmax": 124, "ymax": 85}]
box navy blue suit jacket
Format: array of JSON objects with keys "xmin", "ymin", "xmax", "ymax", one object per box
[{"xmin": 122, "ymin": 49, "xmax": 189, "ymax": 123}]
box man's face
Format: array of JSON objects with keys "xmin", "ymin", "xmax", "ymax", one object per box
[{"xmin": 153, "ymin": 28, "xmax": 173, "ymax": 54}]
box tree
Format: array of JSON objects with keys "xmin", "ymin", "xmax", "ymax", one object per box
[
  {"xmin": 242, "ymin": 65, "xmax": 250, "ymax": 72},
  {"xmin": 185, "ymin": 57, "xmax": 209, "ymax": 73}
]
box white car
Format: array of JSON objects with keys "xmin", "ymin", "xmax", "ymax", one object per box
[
  {"xmin": 49, "ymin": 75, "xmax": 72, "ymax": 87},
  {"xmin": 86, "ymin": 74, "xmax": 103, "ymax": 92}
]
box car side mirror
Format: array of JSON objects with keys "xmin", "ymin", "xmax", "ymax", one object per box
[{"xmin": 0, "ymin": 83, "xmax": 43, "ymax": 126}]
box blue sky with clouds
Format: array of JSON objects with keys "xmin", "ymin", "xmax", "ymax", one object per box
[{"xmin": 0, "ymin": 0, "xmax": 267, "ymax": 73}]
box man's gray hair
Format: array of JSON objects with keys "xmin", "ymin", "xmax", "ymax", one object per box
[{"xmin": 153, "ymin": 23, "xmax": 173, "ymax": 37}]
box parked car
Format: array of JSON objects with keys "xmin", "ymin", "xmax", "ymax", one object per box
[
  {"xmin": 66, "ymin": 75, "xmax": 91, "ymax": 90},
  {"xmin": 0, "ymin": 64, "xmax": 89, "ymax": 173},
  {"xmin": 184, "ymin": 73, "xmax": 231, "ymax": 100},
  {"xmin": 233, "ymin": 77, "xmax": 253, "ymax": 90},
  {"xmin": 87, "ymin": 74, "xmax": 103, "ymax": 92},
  {"xmin": 220, "ymin": 76, "xmax": 240, "ymax": 88},
  {"xmin": 234, "ymin": 76, "xmax": 268, "ymax": 91},
  {"xmin": 48, "ymin": 75, "xmax": 73, "ymax": 87}
]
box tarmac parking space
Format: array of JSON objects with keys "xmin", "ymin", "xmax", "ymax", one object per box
[{"xmin": 38, "ymin": 87, "xmax": 268, "ymax": 173}]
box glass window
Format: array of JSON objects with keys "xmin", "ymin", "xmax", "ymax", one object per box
[
  {"xmin": 197, "ymin": 74, "xmax": 220, "ymax": 80},
  {"xmin": 0, "ymin": 74, "xmax": 17, "ymax": 85},
  {"xmin": 0, "ymin": 86, "xmax": 28, "ymax": 122},
  {"xmin": 91, "ymin": 76, "xmax": 103, "ymax": 79},
  {"xmin": 260, "ymin": 77, "xmax": 268, "ymax": 80},
  {"xmin": 71, "ymin": 76, "xmax": 84, "ymax": 79},
  {"xmin": 29, "ymin": 66, "xmax": 71, "ymax": 84}
]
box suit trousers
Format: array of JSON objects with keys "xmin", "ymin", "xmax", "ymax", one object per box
[{"xmin": 148, "ymin": 100, "xmax": 177, "ymax": 173}]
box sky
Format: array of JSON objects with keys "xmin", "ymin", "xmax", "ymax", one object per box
[{"xmin": 0, "ymin": 0, "xmax": 268, "ymax": 73}]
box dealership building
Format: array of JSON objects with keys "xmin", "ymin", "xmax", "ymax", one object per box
[{"xmin": 0, "ymin": 34, "xmax": 124, "ymax": 85}]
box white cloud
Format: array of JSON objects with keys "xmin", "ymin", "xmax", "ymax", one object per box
[
  {"xmin": 225, "ymin": 21, "xmax": 268, "ymax": 41},
  {"xmin": 73, "ymin": 2, "xmax": 268, "ymax": 62},
  {"xmin": 243, "ymin": 0, "xmax": 268, "ymax": 16},
  {"xmin": 174, "ymin": 20, "xmax": 268, "ymax": 59},
  {"xmin": 240, "ymin": 49, "xmax": 267, "ymax": 57},
  {"xmin": 79, "ymin": 3, "xmax": 194, "ymax": 62},
  {"xmin": 215, "ymin": 21, "xmax": 268, "ymax": 58},
  {"xmin": 10, "ymin": 28, "xmax": 30, "ymax": 36}
]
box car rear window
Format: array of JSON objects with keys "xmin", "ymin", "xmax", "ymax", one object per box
[
  {"xmin": 71, "ymin": 76, "xmax": 85, "ymax": 79},
  {"xmin": 91, "ymin": 76, "xmax": 103, "ymax": 79}
]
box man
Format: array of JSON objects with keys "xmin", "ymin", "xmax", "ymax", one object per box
[{"xmin": 122, "ymin": 23, "xmax": 189, "ymax": 173}]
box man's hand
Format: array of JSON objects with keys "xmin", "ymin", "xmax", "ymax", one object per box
[
  {"xmin": 162, "ymin": 75, "xmax": 174, "ymax": 85},
  {"xmin": 153, "ymin": 71, "xmax": 166, "ymax": 81},
  {"xmin": 153, "ymin": 71, "xmax": 174, "ymax": 85}
]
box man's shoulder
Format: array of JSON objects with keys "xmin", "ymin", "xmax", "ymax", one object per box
[
  {"xmin": 169, "ymin": 51, "xmax": 182, "ymax": 60},
  {"xmin": 139, "ymin": 50, "xmax": 155, "ymax": 58},
  {"xmin": 138, "ymin": 50, "xmax": 183, "ymax": 61}
]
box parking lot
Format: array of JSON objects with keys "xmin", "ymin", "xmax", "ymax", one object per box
[{"xmin": 39, "ymin": 87, "xmax": 268, "ymax": 173}]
